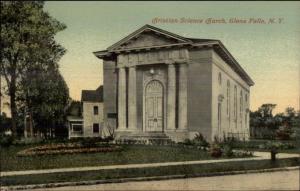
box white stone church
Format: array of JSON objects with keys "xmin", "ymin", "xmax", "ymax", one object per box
[{"xmin": 94, "ymin": 25, "xmax": 254, "ymax": 142}]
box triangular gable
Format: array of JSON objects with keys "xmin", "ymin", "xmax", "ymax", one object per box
[{"xmin": 107, "ymin": 24, "xmax": 192, "ymax": 51}]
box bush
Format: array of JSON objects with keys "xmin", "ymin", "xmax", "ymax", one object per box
[
  {"xmin": 210, "ymin": 144, "xmax": 222, "ymax": 158},
  {"xmin": 264, "ymin": 141, "xmax": 295, "ymax": 150},
  {"xmin": 222, "ymin": 145, "xmax": 234, "ymax": 157},
  {"xmin": 233, "ymin": 150, "xmax": 253, "ymax": 157},
  {"xmin": 0, "ymin": 113, "xmax": 11, "ymax": 134},
  {"xmin": 0, "ymin": 134, "xmax": 14, "ymax": 147},
  {"xmin": 13, "ymin": 137, "xmax": 44, "ymax": 146},
  {"xmin": 222, "ymin": 136, "xmax": 238, "ymax": 147},
  {"xmin": 193, "ymin": 133, "xmax": 209, "ymax": 147},
  {"xmin": 276, "ymin": 128, "xmax": 292, "ymax": 140},
  {"xmin": 183, "ymin": 138, "xmax": 193, "ymax": 145}
]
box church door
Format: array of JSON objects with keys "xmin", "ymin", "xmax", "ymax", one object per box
[{"xmin": 145, "ymin": 80, "xmax": 164, "ymax": 132}]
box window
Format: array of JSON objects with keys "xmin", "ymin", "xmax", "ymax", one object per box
[
  {"xmin": 218, "ymin": 102, "xmax": 222, "ymax": 133},
  {"xmin": 72, "ymin": 124, "xmax": 83, "ymax": 132},
  {"xmin": 240, "ymin": 90, "xmax": 243, "ymax": 125},
  {"xmin": 240, "ymin": 91, "xmax": 242, "ymax": 115},
  {"xmin": 227, "ymin": 80, "xmax": 230, "ymax": 117},
  {"xmin": 93, "ymin": 106, "xmax": 98, "ymax": 115},
  {"xmin": 93, "ymin": 123, "xmax": 99, "ymax": 133},
  {"xmin": 245, "ymin": 94, "xmax": 248, "ymax": 102},
  {"xmin": 234, "ymin": 85, "xmax": 237, "ymax": 128},
  {"xmin": 245, "ymin": 113, "xmax": 248, "ymax": 127},
  {"xmin": 218, "ymin": 72, "xmax": 222, "ymax": 85}
]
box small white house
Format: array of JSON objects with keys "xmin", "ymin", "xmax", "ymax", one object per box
[{"xmin": 67, "ymin": 86, "xmax": 104, "ymax": 139}]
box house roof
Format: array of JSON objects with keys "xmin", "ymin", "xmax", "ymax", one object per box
[
  {"xmin": 93, "ymin": 24, "xmax": 254, "ymax": 86},
  {"xmin": 81, "ymin": 85, "xmax": 103, "ymax": 102}
]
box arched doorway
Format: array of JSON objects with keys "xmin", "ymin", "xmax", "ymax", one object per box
[{"xmin": 144, "ymin": 80, "xmax": 164, "ymax": 132}]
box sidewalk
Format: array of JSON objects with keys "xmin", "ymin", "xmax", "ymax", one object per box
[{"xmin": 1, "ymin": 151, "xmax": 299, "ymax": 177}]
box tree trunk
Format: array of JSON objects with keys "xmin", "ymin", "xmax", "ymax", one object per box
[
  {"xmin": 10, "ymin": 86, "xmax": 17, "ymax": 138},
  {"xmin": 271, "ymin": 150, "xmax": 277, "ymax": 161},
  {"xmin": 24, "ymin": 109, "xmax": 27, "ymax": 138},
  {"xmin": 8, "ymin": 61, "xmax": 18, "ymax": 138},
  {"xmin": 51, "ymin": 120, "xmax": 55, "ymax": 139},
  {"xmin": 29, "ymin": 111, "xmax": 33, "ymax": 137}
]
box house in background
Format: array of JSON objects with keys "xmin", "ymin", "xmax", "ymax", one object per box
[
  {"xmin": 67, "ymin": 85, "xmax": 104, "ymax": 139},
  {"xmin": 94, "ymin": 25, "xmax": 254, "ymax": 143}
]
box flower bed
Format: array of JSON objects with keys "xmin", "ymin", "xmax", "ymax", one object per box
[{"xmin": 17, "ymin": 143, "xmax": 122, "ymax": 156}]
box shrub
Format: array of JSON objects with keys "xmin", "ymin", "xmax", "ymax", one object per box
[
  {"xmin": 210, "ymin": 144, "xmax": 222, "ymax": 158},
  {"xmin": 264, "ymin": 141, "xmax": 295, "ymax": 150},
  {"xmin": 222, "ymin": 145, "xmax": 234, "ymax": 157},
  {"xmin": 183, "ymin": 138, "xmax": 193, "ymax": 145},
  {"xmin": 233, "ymin": 150, "xmax": 253, "ymax": 157},
  {"xmin": 222, "ymin": 136, "xmax": 238, "ymax": 148},
  {"xmin": 13, "ymin": 137, "xmax": 44, "ymax": 146},
  {"xmin": 275, "ymin": 128, "xmax": 292, "ymax": 140},
  {"xmin": 0, "ymin": 134, "xmax": 14, "ymax": 147},
  {"xmin": 193, "ymin": 133, "xmax": 209, "ymax": 147}
]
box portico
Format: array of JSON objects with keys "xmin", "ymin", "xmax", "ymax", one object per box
[{"xmin": 115, "ymin": 50, "xmax": 189, "ymax": 136}]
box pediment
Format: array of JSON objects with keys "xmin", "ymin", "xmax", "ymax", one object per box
[{"xmin": 108, "ymin": 25, "xmax": 191, "ymax": 51}]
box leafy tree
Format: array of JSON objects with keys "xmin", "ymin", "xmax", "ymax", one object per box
[
  {"xmin": 258, "ymin": 104, "xmax": 277, "ymax": 117},
  {"xmin": 250, "ymin": 105, "xmax": 298, "ymax": 140},
  {"xmin": 250, "ymin": 104, "xmax": 278, "ymax": 139},
  {"xmin": 0, "ymin": 1, "xmax": 66, "ymax": 137},
  {"xmin": 66, "ymin": 100, "xmax": 82, "ymax": 117},
  {"xmin": 0, "ymin": 112, "xmax": 11, "ymax": 134},
  {"xmin": 18, "ymin": 66, "xmax": 69, "ymax": 138},
  {"xmin": 295, "ymin": 110, "xmax": 300, "ymax": 128}
]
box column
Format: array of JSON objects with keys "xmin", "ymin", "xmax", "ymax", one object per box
[
  {"xmin": 167, "ymin": 64, "xmax": 176, "ymax": 130},
  {"xmin": 128, "ymin": 66, "xmax": 137, "ymax": 130},
  {"xmin": 178, "ymin": 63, "xmax": 188, "ymax": 130},
  {"xmin": 118, "ymin": 67, "xmax": 127, "ymax": 130}
]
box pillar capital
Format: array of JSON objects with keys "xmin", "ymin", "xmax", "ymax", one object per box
[
  {"xmin": 117, "ymin": 64, "xmax": 126, "ymax": 69},
  {"xmin": 128, "ymin": 65, "xmax": 136, "ymax": 68},
  {"xmin": 176, "ymin": 60, "xmax": 189, "ymax": 65},
  {"xmin": 165, "ymin": 60, "xmax": 175, "ymax": 65}
]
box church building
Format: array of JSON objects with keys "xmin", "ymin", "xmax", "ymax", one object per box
[{"xmin": 94, "ymin": 25, "xmax": 254, "ymax": 142}]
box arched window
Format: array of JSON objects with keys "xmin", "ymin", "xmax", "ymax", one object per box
[
  {"xmin": 218, "ymin": 102, "xmax": 222, "ymax": 134},
  {"xmin": 218, "ymin": 72, "xmax": 222, "ymax": 85},
  {"xmin": 234, "ymin": 85, "xmax": 237, "ymax": 128},
  {"xmin": 227, "ymin": 80, "xmax": 230, "ymax": 117},
  {"xmin": 240, "ymin": 90, "xmax": 243, "ymax": 122}
]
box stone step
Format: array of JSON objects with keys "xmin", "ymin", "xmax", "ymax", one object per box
[
  {"xmin": 117, "ymin": 132, "xmax": 173, "ymax": 145},
  {"xmin": 119, "ymin": 133, "xmax": 169, "ymax": 139}
]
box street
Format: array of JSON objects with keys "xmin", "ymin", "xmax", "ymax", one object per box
[{"xmin": 35, "ymin": 169, "xmax": 299, "ymax": 191}]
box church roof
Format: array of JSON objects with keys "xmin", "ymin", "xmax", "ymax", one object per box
[
  {"xmin": 81, "ymin": 85, "xmax": 103, "ymax": 102},
  {"xmin": 94, "ymin": 24, "xmax": 254, "ymax": 86}
]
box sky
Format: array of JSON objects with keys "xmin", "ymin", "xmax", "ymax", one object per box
[{"xmin": 40, "ymin": 1, "xmax": 300, "ymax": 114}]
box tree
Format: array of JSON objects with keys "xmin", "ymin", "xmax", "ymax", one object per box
[
  {"xmin": 0, "ymin": 1, "xmax": 66, "ymax": 137},
  {"xmin": 258, "ymin": 104, "xmax": 277, "ymax": 117},
  {"xmin": 18, "ymin": 66, "xmax": 69, "ymax": 138},
  {"xmin": 250, "ymin": 104, "xmax": 278, "ymax": 139},
  {"xmin": 66, "ymin": 100, "xmax": 82, "ymax": 117}
]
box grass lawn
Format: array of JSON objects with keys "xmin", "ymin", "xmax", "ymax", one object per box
[
  {"xmin": 230, "ymin": 139, "xmax": 300, "ymax": 154},
  {"xmin": 2, "ymin": 157, "xmax": 299, "ymax": 186},
  {"xmin": 1, "ymin": 144, "xmax": 232, "ymax": 172}
]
